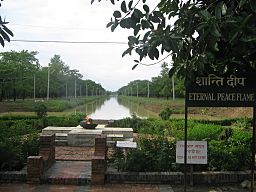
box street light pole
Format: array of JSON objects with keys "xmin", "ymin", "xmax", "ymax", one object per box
[
  {"xmin": 86, "ymin": 84, "xmax": 88, "ymax": 97},
  {"xmin": 172, "ymin": 76, "xmax": 175, "ymax": 101},
  {"xmin": 33, "ymin": 74, "xmax": 36, "ymax": 101},
  {"xmin": 74, "ymin": 80, "xmax": 77, "ymax": 99},
  {"xmin": 137, "ymin": 83, "xmax": 138, "ymax": 97},
  {"xmin": 47, "ymin": 67, "xmax": 50, "ymax": 101},
  {"xmin": 65, "ymin": 82, "xmax": 68, "ymax": 98},
  {"xmin": 147, "ymin": 81, "xmax": 150, "ymax": 98}
]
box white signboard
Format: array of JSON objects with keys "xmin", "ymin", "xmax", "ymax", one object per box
[
  {"xmin": 176, "ymin": 141, "xmax": 207, "ymax": 164},
  {"xmin": 116, "ymin": 141, "xmax": 137, "ymax": 148}
]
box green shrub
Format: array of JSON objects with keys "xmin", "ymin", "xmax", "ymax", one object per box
[
  {"xmin": 0, "ymin": 120, "xmax": 39, "ymax": 140},
  {"xmin": 47, "ymin": 112, "xmax": 85, "ymax": 127},
  {"xmin": 232, "ymin": 117, "xmax": 251, "ymax": 129},
  {"xmin": 0, "ymin": 134, "xmax": 39, "ymax": 171},
  {"xmin": 208, "ymin": 138, "xmax": 251, "ymax": 171},
  {"xmin": 0, "ymin": 138, "xmax": 23, "ymax": 170},
  {"xmin": 110, "ymin": 136, "xmax": 177, "ymax": 172},
  {"xmin": 109, "ymin": 118, "xmax": 251, "ymax": 172},
  {"xmin": 159, "ymin": 107, "xmax": 172, "ymax": 120},
  {"xmin": 34, "ymin": 102, "xmax": 47, "ymax": 118}
]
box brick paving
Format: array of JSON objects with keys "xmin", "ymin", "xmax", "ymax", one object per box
[
  {"xmin": 0, "ymin": 183, "xmax": 250, "ymax": 192},
  {"xmin": 55, "ymin": 146, "xmax": 94, "ymax": 161},
  {"xmin": 42, "ymin": 161, "xmax": 91, "ymax": 185}
]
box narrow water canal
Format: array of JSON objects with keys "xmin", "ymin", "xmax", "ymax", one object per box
[{"xmin": 70, "ymin": 96, "xmax": 158, "ymax": 119}]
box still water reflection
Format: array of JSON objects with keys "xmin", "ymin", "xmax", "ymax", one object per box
[
  {"xmin": 69, "ymin": 96, "xmax": 158, "ymax": 119},
  {"xmin": 90, "ymin": 97, "xmax": 131, "ymax": 119}
]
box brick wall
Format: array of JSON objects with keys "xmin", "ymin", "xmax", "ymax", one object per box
[
  {"xmin": 26, "ymin": 134, "xmax": 55, "ymax": 184},
  {"xmin": 91, "ymin": 135, "xmax": 107, "ymax": 185}
]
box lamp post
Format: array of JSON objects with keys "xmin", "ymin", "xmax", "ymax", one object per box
[
  {"xmin": 47, "ymin": 66, "xmax": 50, "ymax": 101},
  {"xmin": 147, "ymin": 81, "xmax": 150, "ymax": 98},
  {"xmin": 33, "ymin": 74, "xmax": 36, "ymax": 101},
  {"xmin": 74, "ymin": 79, "xmax": 77, "ymax": 99}
]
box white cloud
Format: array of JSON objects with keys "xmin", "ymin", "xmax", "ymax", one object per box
[{"xmin": 1, "ymin": 0, "xmax": 164, "ymax": 91}]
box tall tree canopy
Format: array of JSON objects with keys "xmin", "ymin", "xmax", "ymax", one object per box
[{"xmin": 92, "ymin": 0, "xmax": 256, "ymax": 79}]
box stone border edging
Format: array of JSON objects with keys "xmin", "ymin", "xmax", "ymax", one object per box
[
  {"xmin": 0, "ymin": 171, "xmax": 27, "ymax": 183},
  {"xmin": 106, "ymin": 170, "xmax": 250, "ymax": 184}
]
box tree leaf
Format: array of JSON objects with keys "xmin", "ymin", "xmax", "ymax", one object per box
[
  {"xmin": 106, "ymin": 21, "xmax": 113, "ymax": 28},
  {"xmin": 168, "ymin": 67, "xmax": 176, "ymax": 78},
  {"xmin": 121, "ymin": 1, "xmax": 127, "ymax": 13},
  {"xmin": 128, "ymin": 0, "xmax": 133, "ymax": 10},
  {"xmin": 239, "ymin": 0, "xmax": 247, "ymax": 8},
  {"xmin": 134, "ymin": 24, "xmax": 140, "ymax": 36},
  {"xmin": 215, "ymin": 2, "xmax": 222, "ymax": 19},
  {"xmin": 143, "ymin": 31, "xmax": 151, "ymax": 42},
  {"xmin": 91, "ymin": 0, "xmax": 95, "ymax": 4},
  {"xmin": 222, "ymin": 3, "xmax": 227, "ymax": 15},
  {"xmin": 148, "ymin": 46, "xmax": 159, "ymax": 60},
  {"xmin": 122, "ymin": 47, "xmax": 133, "ymax": 57},
  {"xmin": 113, "ymin": 11, "xmax": 121, "ymax": 18},
  {"xmin": 110, "ymin": 0, "xmax": 115, "ymax": 5},
  {"xmin": 250, "ymin": 0, "xmax": 256, "ymax": 12},
  {"xmin": 134, "ymin": 60, "xmax": 139, "ymax": 63},
  {"xmin": 210, "ymin": 25, "xmax": 221, "ymax": 37},
  {"xmin": 0, "ymin": 30, "xmax": 10, "ymax": 42},
  {"xmin": 111, "ymin": 22, "xmax": 119, "ymax": 32},
  {"xmin": 143, "ymin": 5, "xmax": 149, "ymax": 14},
  {"xmin": 133, "ymin": 9, "xmax": 143, "ymax": 19},
  {"xmin": 3, "ymin": 25, "xmax": 13, "ymax": 37},
  {"xmin": 149, "ymin": 14, "xmax": 160, "ymax": 23},
  {"xmin": 128, "ymin": 36, "xmax": 138, "ymax": 43},
  {"xmin": 0, "ymin": 36, "xmax": 4, "ymax": 47},
  {"xmin": 132, "ymin": 64, "xmax": 138, "ymax": 70}
]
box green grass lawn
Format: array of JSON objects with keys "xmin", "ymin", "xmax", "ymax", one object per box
[{"xmin": 0, "ymin": 96, "xmax": 107, "ymax": 114}]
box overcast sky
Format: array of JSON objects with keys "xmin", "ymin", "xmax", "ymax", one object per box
[{"xmin": 1, "ymin": 0, "xmax": 165, "ymax": 92}]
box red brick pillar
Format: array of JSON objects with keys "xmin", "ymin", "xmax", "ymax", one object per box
[
  {"xmin": 39, "ymin": 134, "xmax": 55, "ymax": 170},
  {"xmin": 92, "ymin": 135, "xmax": 107, "ymax": 185},
  {"xmin": 94, "ymin": 135, "xmax": 106, "ymax": 156},
  {"xmin": 27, "ymin": 156, "xmax": 43, "ymax": 184}
]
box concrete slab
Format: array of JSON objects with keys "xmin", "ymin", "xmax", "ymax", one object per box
[
  {"xmin": 68, "ymin": 129, "xmax": 103, "ymax": 146},
  {"xmin": 99, "ymin": 127, "xmax": 134, "ymax": 138},
  {"xmin": 42, "ymin": 126, "xmax": 76, "ymax": 134},
  {"xmin": 41, "ymin": 125, "xmax": 134, "ymax": 147}
]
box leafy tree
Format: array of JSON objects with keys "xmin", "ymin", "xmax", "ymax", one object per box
[
  {"xmin": 118, "ymin": 79, "xmax": 149, "ymax": 97},
  {"xmin": 0, "ymin": 50, "xmax": 39, "ymax": 101},
  {"xmin": 0, "ymin": 51, "xmax": 107, "ymax": 100},
  {"xmin": 93, "ymin": 0, "xmax": 256, "ymax": 79}
]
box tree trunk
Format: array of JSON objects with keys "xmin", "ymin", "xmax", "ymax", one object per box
[{"xmin": 0, "ymin": 82, "xmax": 3, "ymax": 102}]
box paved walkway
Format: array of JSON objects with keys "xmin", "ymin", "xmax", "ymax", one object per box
[
  {"xmin": 42, "ymin": 161, "xmax": 91, "ymax": 185},
  {"xmin": 55, "ymin": 147, "xmax": 94, "ymax": 161},
  {"xmin": 0, "ymin": 183, "xmax": 249, "ymax": 192}
]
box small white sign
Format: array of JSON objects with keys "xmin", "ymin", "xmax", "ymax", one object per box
[
  {"xmin": 116, "ymin": 141, "xmax": 137, "ymax": 148},
  {"xmin": 176, "ymin": 141, "xmax": 207, "ymax": 164}
]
